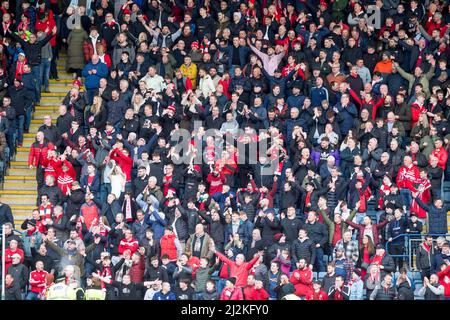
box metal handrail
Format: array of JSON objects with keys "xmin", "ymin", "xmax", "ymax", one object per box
[{"xmin": 385, "ymin": 233, "xmax": 450, "ymax": 269}]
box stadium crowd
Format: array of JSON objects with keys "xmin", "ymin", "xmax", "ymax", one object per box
[{"xmin": 0, "ymin": 0, "xmax": 450, "ymax": 300}]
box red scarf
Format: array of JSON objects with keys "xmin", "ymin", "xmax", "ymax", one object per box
[
  {"xmin": 15, "ymin": 60, "xmax": 26, "ymax": 78},
  {"xmin": 163, "ymin": 174, "xmax": 172, "ymax": 196},
  {"xmin": 2, "ymin": 21, "xmax": 11, "ymax": 33}
]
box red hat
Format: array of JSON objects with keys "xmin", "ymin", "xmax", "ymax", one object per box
[
  {"xmin": 73, "ymin": 79, "xmax": 82, "ymax": 87},
  {"xmin": 320, "ymin": 0, "xmax": 328, "ymax": 8},
  {"xmin": 167, "ymin": 104, "xmax": 176, "ymax": 113},
  {"xmin": 192, "ymin": 41, "xmax": 199, "ymax": 48},
  {"xmin": 123, "ymin": 8, "xmax": 131, "ymax": 15},
  {"xmin": 273, "ymin": 233, "xmax": 285, "ymax": 242}
]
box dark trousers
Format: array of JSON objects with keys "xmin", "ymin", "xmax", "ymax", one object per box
[
  {"xmin": 314, "ymin": 246, "xmax": 326, "ymax": 272},
  {"xmin": 420, "ymin": 268, "xmax": 432, "ymax": 281},
  {"xmin": 36, "ymin": 165, "xmax": 45, "ymax": 189},
  {"xmin": 50, "ymin": 46, "xmax": 58, "ymax": 78},
  {"xmin": 389, "ymin": 243, "xmax": 404, "ymax": 271}
]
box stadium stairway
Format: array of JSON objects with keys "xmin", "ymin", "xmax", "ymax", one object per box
[{"xmin": 0, "ymin": 53, "xmax": 71, "ymax": 229}]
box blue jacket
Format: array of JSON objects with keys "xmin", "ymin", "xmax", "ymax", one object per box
[
  {"xmin": 224, "ymin": 222, "xmax": 247, "ymax": 245},
  {"xmin": 261, "ymin": 68, "xmax": 296, "ymax": 96},
  {"xmin": 285, "ymin": 118, "xmax": 307, "ymax": 144},
  {"xmin": 152, "ymin": 290, "xmax": 176, "ymax": 300},
  {"xmin": 220, "ymin": 45, "xmax": 250, "ymax": 68},
  {"xmin": 80, "ymin": 174, "xmax": 100, "ymax": 195},
  {"xmin": 311, "ymin": 86, "xmax": 329, "ymax": 107},
  {"xmin": 286, "ymin": 94, "xmax": 306, "ymax": 110},
  {"xmin": 335, "ymin": 102, "xmax": 358, "ymax": 136},
  {"xmin": 228, "ymin": 74, "xmax": 251, "ymax": 94},
  {"xmin": 82, "ymin": 61, "xmax": 109, "ymax": 89},
  {"xmin": 387, "ymin": 217, "xmax": 407, "ymax": 244},
  {"xmin": 122, "ymin": 134, "xmax": 158, "ymax": 159},
  {"xmin": 143, "ymin": 210, "xmax": 167, "ymax": 242}
]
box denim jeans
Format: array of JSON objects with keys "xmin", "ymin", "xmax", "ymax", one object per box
[
  {"xmin": 40, "ymin": 58, "xmax": 51, "ymax": 90},
  {"xmin": 26, "ymin": 291, "xmax": 41, "ymax": 300},
  {"xmin": 31, "ymin": 65, "xmax": 41, "ymax": 102},
  {"xmin": 355, "ymin": 212, "xmax": 365, "ymax": 225},
  {"xmin": 314, "ymin": 246, "xmax": 326, "ymax": 272},
  {"xmin": 400, "ymin": 188, "xmax": 412, "ymax": 212},
  {"xmin": 15, "ymin": 115, "xmax": 25, "ymax": 144},
  {"xmin": 86, "ymin": 89, "xmax": 96, "ymax": 105},
  {"xmin": 6, "ymin": 127, "xmax": 15, "ymax": 152},
  {"xmin": 99, "ymin": 183, "xmax": 112, "ymax": 205},
  {"xmin": 216, "ymin": 278, "xmax": 227, "ymax": 296}
]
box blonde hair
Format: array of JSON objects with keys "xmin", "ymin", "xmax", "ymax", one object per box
[{"xmin": 90, "ymin": 96, "xmax": 103, "ymax": 116}]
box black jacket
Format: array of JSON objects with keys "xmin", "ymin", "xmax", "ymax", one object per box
[
  {"xmin": 280, "ymin": 217, "xmax": 304, "ymax": 243},
  {"xmin": 198, "ymin": 210, "xmax": 226, "ymax": 246},
  {"xmin": 38, "ymin": 124, "xmax": 60, "ymax": 146},
  {"xmin": 328, "ymin": 284, "xmax": 350, "ymax": 300},
  {"xmin": 397, "ymin": 281, "xmax": 414, "ymax": 300},
  {"xmin": 322, "ymin": 273, "xmax": 337, "ymax": 294},
  {"xmin": 144, "ymin": 265, "xmax": 169, "ymax": 282},
  {"xmin": 304, "ymin": 221, "xmax": 328, "ymax": 247},
  {"xmin": 30, "ymin": 248, "xmax": 56, "ymax": 273},
  {"xmin": 5, "ymin": 281, "xmax": 22, "ymax": 300},
  {"xmin": 255, "ymin": 216, "xmax": 281, "ymax": 245},
  {"xmin": 0, "ymin": 203, "xmax": 14, "ymax": 227},
  {"xmin": 9, "ymin": 85, "xmax": 33, "ymax": 116},
  {"xmin": 132, "ymin": 175, "xmax": 149, "ymax": 199},
  {"xmin": 12, "ymin": 32, "xmax": 53, "ymax": 66},
  {"xmin": 291, "ymin": 237, "xmax": 316, "ymax": 265},
  {"xmin": 57, "ymin": 113, "xmax": 76, "ymax": 136},
  {"xmin": 379, "ymin": 254, "xmax": 396, "ymax": 279},
  {"xmin": 7, "ymin": 263, "xmax": 28, "ymax": 290},
  {"xmin": 38, "ymin": 185, "xmax": 64, "ymax": 206},
  {"xmin": 65, "ymin": 188, "xmax": 85, "ymax": 217},
  {"xmin": 110, "ymin": 281, "xmax": 147, "ymax": 300}
]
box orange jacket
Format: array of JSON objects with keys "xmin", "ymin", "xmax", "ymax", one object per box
[{"xmin": 374, "ymin": 60, "xmax": 393, "ymax": 74}]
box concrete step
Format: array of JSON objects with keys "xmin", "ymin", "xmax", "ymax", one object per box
[
  {"xmin": 13, "ymin": 153, "xmax": 30, "ymax": 162},
  {"xmin": 0, "ymin": 189, "xmax": 37, "ymax": 194},
  {"xmin": 9, "ymin": 161, "xmax": 29, "ymax": 168},
  {"xmin": 31, "ymin": 106, "xmax": 60, "ymax": 111},
  {"xmin": 56, "ymin": 73, "xmax": 77, "ymax": 80},
  {"xmin": 49, "ymin": 79, "xmax": 75, "ymax": 85},
  {"xmin": 2, "ymin": 182, "xmax": 36, "ymax": 190},
  {"xmin": 41, "ymin": 92, "xmax": 68, "ymax": 97},
  {"xmin": 11, "ymin": 205, "xmax": 36, "ymax": 211},
  {"xmin": 40, "ymin": 96, "xmax": 64, "ymax": 102},
  {"xmin": 0, "ymin": 196, "xmax": 37, "ymax": 206},
  {"xmin": 4, "ymin": 176, "xmax": 36, "ymax": 181},
  {"xmin": 37, "ymin": 101, "xmax": 64, "ymax": 106},
  {"xmin": 30, "ymin": 119, "xmax": 56, "ymax": 124},
  {"xmin": 33, "ymin": 113, "xmax": 61, "ymax": 120},
  {"xmin": 45, "ymin": 87, "xmax": 74, "ymax": 93},
  {"xmin": 6, "ymin": 168, "xmax": 36, "ymax": 178}
]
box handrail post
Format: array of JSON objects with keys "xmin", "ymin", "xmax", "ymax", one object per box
[{"xmin": 1, "ymin": 224, "xmax": 5, "ymax": 301}]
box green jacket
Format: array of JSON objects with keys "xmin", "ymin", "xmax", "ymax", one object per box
[
  {"xmin": 396, "ymin": 65, "xmax": 435, "ymax": 98},
  {"xmin": 419, "ymin": 135, "xmax": 439, "ymax": 159},
  {"xmin": 319, "ymin": 209, "xmax": 356, "ymax": 244},
  {"xmin": 45, "ymin": 239, "xmax": 96, "ymax": 277}
]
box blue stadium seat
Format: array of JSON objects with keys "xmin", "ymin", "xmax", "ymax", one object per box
[{"xmin": 317, "ymin": 272, "xmax": 327, "ymax": 280}]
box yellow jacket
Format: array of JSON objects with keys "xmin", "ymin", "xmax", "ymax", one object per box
[{"xmin": 180, "ymin": 63, "xmax": 198, "ymax": 89}]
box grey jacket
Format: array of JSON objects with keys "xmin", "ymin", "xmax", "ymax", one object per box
[{"xmin": 38, "ymin": 34, "xmax": 52, "ymax": 60}]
